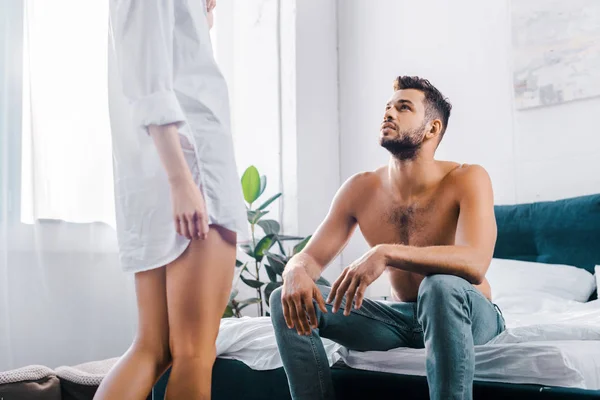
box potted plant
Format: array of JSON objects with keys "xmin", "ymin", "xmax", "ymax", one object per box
[{"xmin": 224, "ymin": 166, "xmax": 329, "ymax": 318}]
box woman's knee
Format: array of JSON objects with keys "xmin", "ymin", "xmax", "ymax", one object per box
[
  {"xmin": 169, "ymin": 338, "xmax": 216, "ymax": 367},
  {"xmin": 168, "ymin": 321, "xmax": 219, "ymax": 362},
  {"xmin": 132, "ymin": 336, "xmax": 172, "ymax": 371}
]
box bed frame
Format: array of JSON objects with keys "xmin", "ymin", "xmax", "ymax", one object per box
[{"xmin": 153, "ymin": 193, "xmax": 600, "ymax": 399}]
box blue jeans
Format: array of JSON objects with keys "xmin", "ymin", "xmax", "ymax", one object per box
[{"xmin": 270, "ymin": 274, "xmax": 506, "ymax": 400}]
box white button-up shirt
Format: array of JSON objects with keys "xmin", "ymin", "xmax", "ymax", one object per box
[{"xmin": 108, "ymin": 0, "xmax": 248, "ymax": 272}]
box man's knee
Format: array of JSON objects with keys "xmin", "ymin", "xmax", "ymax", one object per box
[
  {"xmin": 269, "ymin": 285, "xmax": 332, "ymax": 324},
  {"xmin": 418, "ymin": 274, "xmax": 468, "ymax": 303},
  {"xmin": 417, "ymin": 275, "xmax": 470, "ymax": 327},
  {"xmin": 269, "ymin": 287, "xmax": 285, "ymax": 324},
  {"xmin": 269, "ymin": 286, "xmax": 283, "ymax": 309},
  {"xmin": 316, "ymin": 284, "xmax": 332, "ymax": 301}
]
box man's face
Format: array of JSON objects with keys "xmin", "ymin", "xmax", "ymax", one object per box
[{"xmin": 379, "ymin": 89, "xmax": 428, "ymax": 159}]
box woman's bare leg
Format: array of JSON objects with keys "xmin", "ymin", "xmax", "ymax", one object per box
[
  {"xmin": 165, "ymin": 225, "xmax": 236, "ymax": 400},
  {"xmin": 94, "ymin": 266, "xmax": 171, "ymax": 400}
]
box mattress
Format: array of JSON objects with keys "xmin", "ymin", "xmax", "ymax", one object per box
[
  {"xmin": 339, "ymin": 338, "xmax": 600, "ymax": 389},
  {"xmin": 215, "ymin": 295, "xmax": 600, "ymax": 390}
]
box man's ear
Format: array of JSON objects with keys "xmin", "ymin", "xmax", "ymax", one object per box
[{"xmin": 425, "ymin": 119, "xmax": 442, "ymax": 140}]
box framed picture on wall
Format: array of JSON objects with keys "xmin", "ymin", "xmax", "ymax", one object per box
[{"xmin": 511, "ymin": 0, "xmax": 600, "ymax": 110}]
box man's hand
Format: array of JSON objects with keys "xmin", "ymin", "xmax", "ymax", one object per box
[
  {"xmin": 281, "ymin": 267, "xmax": 328, "ymax": 336},
  {"xmin": 327, "ymin": 246, "xmax": 387, "ymax": 316}
]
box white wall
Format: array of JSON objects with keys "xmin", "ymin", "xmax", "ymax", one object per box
[
  {"xmin": 284, "ymin": 0, "xmax": 341, "ymax": 284},
  {"xmin": 336, "ymin": 0, "xmax": 600, "ymax": 297},
  {"xmin": 513, "ymin": 99, "xmax": 600, "ymax": 203}
]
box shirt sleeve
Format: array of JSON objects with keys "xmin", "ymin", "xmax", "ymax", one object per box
[{"xmin": 110, "ymin": 0, "xmax": 185, "ymax": 130}]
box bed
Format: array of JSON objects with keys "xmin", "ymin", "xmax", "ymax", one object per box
[{"xmin": 153, "ymin": 193, "xmax": 600, "ymax": 399}]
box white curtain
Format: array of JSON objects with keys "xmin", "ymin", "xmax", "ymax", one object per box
[
  {"xmin": 21, "ymin": 0, "xmax": 115, "ymax": 226},
  {"xmin": 0, "ymin": 0, "xmax": 136, "ymax": 372},
  {"xmin": 0, "ymin": 0, "xmax": 284, "ymax": 372}
]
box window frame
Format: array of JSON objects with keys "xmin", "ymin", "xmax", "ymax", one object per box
[{"xmin": 0, "ymin": 0, "xmax": 24, "ymax": 224}]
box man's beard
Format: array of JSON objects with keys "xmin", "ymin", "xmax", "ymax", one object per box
[{"xmin": 380, "ymin": 125, "xmax": 426, "ymax": 160}]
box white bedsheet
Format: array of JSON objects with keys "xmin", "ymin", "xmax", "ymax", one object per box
[{"xmin": 216, "ymin": 295, "xmax": 600, "ymax": 390}]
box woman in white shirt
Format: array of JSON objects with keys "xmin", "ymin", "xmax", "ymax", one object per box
[{"xmin": 95, "ymin": 0, "xmax": 248, "ymax": 398}]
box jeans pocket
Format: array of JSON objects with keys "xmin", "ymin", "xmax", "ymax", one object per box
[{"xmin": 494, "ymin": 304, "xmax": 506, "ymax": 334}]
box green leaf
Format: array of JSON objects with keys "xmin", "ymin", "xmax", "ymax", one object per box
[
  {"xmin": 265, "ymin": 252, "xmax": 287, "ymax": 275},
  {"xmin": 264, "ymin": 264, "xmax": 278, "ymax": 282},
  {"xmin": 235, "ymin": 259, "xmax": 244, "ymax": 268},
  {"xmin": 247, "ymin": 210, "xmax": 269, "ymax": 224},
  {"xmin": 238, "ymin": 297, "xmax": 262, "ymax": 311},
  {"xmin": 257, "ymin": 193, "xmax": 282, "ymax": 211},
  {"xmin": 276, "ymin": 234, "xmax": 304, "ymax": 241},
  {"xmin": 239, "ymin": 243, "xmax": 255, "ymax": 259},
  {"xmin": 275, "ymin": 237, "xmax": 286, "ymax": 255},
  {"xmin": 316, "ymin": 276, "xmax": 331, "ymax": 286},
  {"xmin": 222, "ymin": 305, "xmax": 234, "ymax": 318},
  {"xmin": 246, "ymin": 210, "xmax": 256, "ymax": 223},
  {"xmin": 293, "ymin": 235, "xmax": 312, "ymax": 255},
  {"xmin": 229, "ymin": 288, "xmax": 239, "ymax": 302},
  {"xmin": 264, "ymin": 282, "xmax": 282, "ymax": 306},
  {"xmin": 239, "ymin": 298, "xmax": 261, "ymax": 306},
  {"xmin": 241, "ymin": 166, "xmax": 261, "ymax": 204},
  {"xmin": 259, "ymin": 175, "xmax": 267, "ymax": 197},
  {"xmin": 240, "ymin": 275, "xmax": 265, "ymax": 289},
  {"xmin": 254, "ymin": 234, "xmax": 276, "ymax": 261},
  {"xmin": 254, "ymin": 211, "xmax": 269, "ymax": 223},
  {"xmin": 258, "ymin": 219, "xmax": 280, "ymax": 235}
]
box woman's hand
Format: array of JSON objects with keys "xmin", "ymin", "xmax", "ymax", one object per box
[
  {"xmin": 170, "ymin": 177, "xmax": 209, "ymax": 240},
  {"xmin": 147, "ymin": 123, "xmax": 209, "ymax": 240},
  {"xmin": 207, "ymin": 0, "xmax": 216, "ymax": 29},
  {"xmin": 207, "ymin": 10, "xmax": 214, "ymax": 30}
]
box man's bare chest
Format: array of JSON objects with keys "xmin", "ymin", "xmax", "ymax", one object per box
[{"xmin": 357, "ymin": 197, "xmax": 459, "ymax": 247}]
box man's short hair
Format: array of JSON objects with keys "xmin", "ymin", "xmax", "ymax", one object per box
[{"xmin": 393, "ymin": 76, "xmax": 452, "ymax": 138}]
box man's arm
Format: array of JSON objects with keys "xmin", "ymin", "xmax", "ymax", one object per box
[
  {"xmin": 381, "ymin": 165, "xmax": 497, "ymax": 284},
  {"xmin": 284, "ymin": 175, "xmax": 360, "ymax": 281},
  {"xmin": 279, "ymin": 175, "xmax": 361, "ymax": 334}
]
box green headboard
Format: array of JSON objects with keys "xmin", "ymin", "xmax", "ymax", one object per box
[{"xmin": 493, "ymin": 193, "xmax": 600, "ymax": 275}]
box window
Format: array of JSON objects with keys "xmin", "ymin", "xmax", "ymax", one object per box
[
  {"xmin": 4, "ymin": 0, "xmax": 283, "ymax": 228},
  {"xmin": 0, "ymin": 0, "xmax": 24, "ymax": 223},
  {"xmin": 20, "ymin": 0, "xmax": 115, "ymax": 226}
]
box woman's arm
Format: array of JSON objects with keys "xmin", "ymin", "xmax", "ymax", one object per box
[
  {"xmin": 148, "ymin": 124, "xmax": 193, "ymax": 186},
  {"xmin": 148, "ymin": 123, "xmax": 209, "ymax": 240},
  {"xmin": 111, "ymin": 0, "xmax": 211, "ymax": 239}
]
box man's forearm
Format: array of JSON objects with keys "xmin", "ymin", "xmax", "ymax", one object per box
[
  {"xmin": 148, "ymin": 123, "xmax": 194, "ymax": 185},
  {"xmin": 379, "ymin": 244, "xmax": 489, "ymax": 284},
  {"xmin": 283, "ymin": 252, "xmax": 325, "ymax": 282}
]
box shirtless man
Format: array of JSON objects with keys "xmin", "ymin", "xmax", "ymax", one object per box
[{"xmin": 270, "ymin": 76, "xmax": 506, "ymax": 400}]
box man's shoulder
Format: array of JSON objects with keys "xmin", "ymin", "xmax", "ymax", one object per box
[
  {"xmin": 342, "ymin": 168, "xmax": 385, "ymax": 191},
  {"xmin": 337, "ymin": 169, "xmax": 384, "ymax": 204},
  {"xmin": 444, "ymin": 163, "xmax": 490, "ymax": 184},
  {"xmin": 443, "ymin": 163, "xmax": 493, "ymax": 200}
]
